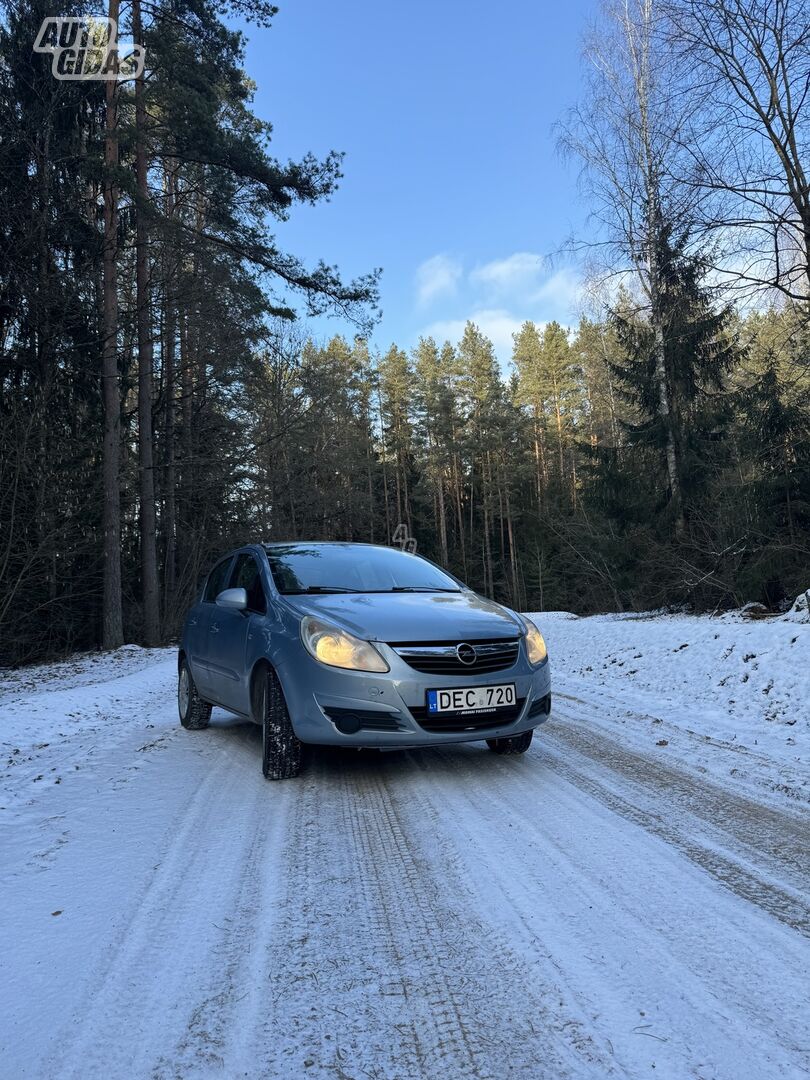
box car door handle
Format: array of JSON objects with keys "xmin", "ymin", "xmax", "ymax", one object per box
[
  {"xmin": 189, "ymin": 618, "xmax": 198, "ymax": 627},
  {"xmin": 210, "ymin": 623, "xmax": 219, "ymax": 634}
]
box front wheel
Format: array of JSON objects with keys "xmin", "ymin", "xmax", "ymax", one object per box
[
  {"xmin": 257, "ymin": 666, "xmax": 303, "ymax": 780},
  {"xmin": 487, "ymin": 729, "xmax": 533, "ymax": 755},
  {"xmin": 178, "ymin": 658, "xmax": 212, "ymax": 730}
]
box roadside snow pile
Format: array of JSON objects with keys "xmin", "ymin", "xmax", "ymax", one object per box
[
  {"xmin": 0, "ymin": 646, "xmax": 176, "ymax": 751},
  {"xmin": 529, "ymin": 609, "xmax": 809, "ymax": 802},
  {"xmin": 0, "ymin": 644, "xmax": 169, "ymax": 706},
  {"xmin": 783, "ymin": 590, "xmax": 810, "ymax": 624}
]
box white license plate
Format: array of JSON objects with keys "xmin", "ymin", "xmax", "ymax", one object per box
[{"xmin": 426, "ymin": 683, "xmax": 516, "ymax": 715}]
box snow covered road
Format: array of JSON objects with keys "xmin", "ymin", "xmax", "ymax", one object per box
[{"xmin": 2, "ymin": 618, "xmax": 809, "ymax": 1079}]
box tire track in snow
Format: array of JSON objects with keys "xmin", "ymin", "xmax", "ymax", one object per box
[
  {"xmin": 413, "ymin": 743, "xmax": 810, "ymax": 1079},
  {"xmin": 9, "ymin": 643, "xmax": 809, "ymax": 1080},
  {"xmin": 42, "ymin": 726, "xmax": 288, "ymax": 1079},
  {"xmin": 151, "ymin": 754, "xmax": 294, "ymax": 1080},
  {"xmin": 244, "ymin": 749, "xmax": 605, "ymax": 1080},
  {"xmin": 553, "ymin": 684, "xmax": 810, "ymax": 807},
  {"xmin": 543, "ymin": 714, "xmax": 810, "ymax": 935},
  {"xmin": 384, "ymin": 752, "xmax": 623, "ymax": 1076}
]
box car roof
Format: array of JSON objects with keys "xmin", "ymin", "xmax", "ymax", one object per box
[{"xmin": 262, "ymin": 541, "xmax": 410, "ymax": 552}]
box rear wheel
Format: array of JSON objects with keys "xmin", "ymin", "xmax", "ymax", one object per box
[
  {"xmin": 486, "ymin": 729, "xmax": 533, "ymax": 755},
  {"xmin": 257, "ymin": 665, "xmax": 303, "ymax": 780},
  {"xmin": 178, "ymin": 658, "xmax": 212, "ymax": 730}
]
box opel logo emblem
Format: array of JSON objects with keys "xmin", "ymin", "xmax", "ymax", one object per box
[{"xmin": 456, "ymin": 642, "xmax": 477, "ymax": 665}]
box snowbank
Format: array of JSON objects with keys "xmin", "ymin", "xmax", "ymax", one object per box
[
  {"xmin": 0, "ymin": 644, "xmax": 168, "ymax": 706},
  {"xmin": 783, "ymin": 590, "xmax": 810, "ymax": 624},
  {"xmin": 0, "ymin": 647, "xmax": 176, "ymax": 759},
  {"xmin": 528, "ymin": 608, "xmax": 809, "ymax": 804}
]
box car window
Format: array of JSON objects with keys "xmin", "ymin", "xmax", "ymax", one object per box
[
  {"xmin": 229, "ymin": 554, "xmax": 267, "ymax": 614},
  {"xmin": 265, "ymin": 543, "xmax": 461, "ymax": 594},
  {"xmin": 203, "ymin": 557, "xmax": 233, "ymax": 603}
]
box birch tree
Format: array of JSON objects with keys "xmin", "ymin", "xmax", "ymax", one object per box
[
  {"xmin": 560, "ymin": 0, "xmax": 700, "ymax": 535},
  {"xmin": 667, "ymin": 0, "xmax": 810, "ymax": 301}
]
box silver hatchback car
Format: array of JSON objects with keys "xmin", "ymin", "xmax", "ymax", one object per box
[{"xmin": 178, "ymin": 542, "xmax": 551, "ymax": 779}]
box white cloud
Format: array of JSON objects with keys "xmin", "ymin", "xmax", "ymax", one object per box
[
  {"xmin": 530, "ymin": 268, "xmax": 583, "ymax": 319},
  {"xmin": 415, "ymin": 254, "xmax": 463, "ymax": 307},
  {"xmin": 422, "ymin": 308, "xmax": 535, "ymax": 359},
  {"xmin": 468, "ymin": 256, "xmax": 582, "ymax": 320},
  {"xmin": 414, "ymin": 254, "xmax": 583, "ymax": 364},
  {"xmin": 470, "ymin": 252, "xmax": 543, "ymax": 293}
]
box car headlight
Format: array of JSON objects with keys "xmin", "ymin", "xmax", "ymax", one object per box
[
  {"xmin": 523, "ymin": 618, "xmax": 548, "ymax": 666},
  {"xmin": 300, "ymin": 616, "xmax": 389, "ymax": 672}
]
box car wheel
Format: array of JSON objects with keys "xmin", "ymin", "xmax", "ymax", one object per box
[
  {"xmin": 486, "ymin": 729, "xmax": 533, "ymax": 755},
  {"xmin": 258, "ymin": 665, "xmax": 303, "ymax": 780},
  {"xmin": 178, "ymin": 658, "xmax": 212, "ymax": 730}
]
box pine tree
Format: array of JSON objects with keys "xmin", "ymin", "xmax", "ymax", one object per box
[
  {"xmin": 512, "ymin": 321, "xmax": 549, "ymax": 508},
  {"xmin": 611, "ymin": 227, "xmax": 738, "ymax": 535},
  {"xmin": 377, "ymin": 345, "xmax": 415, "ymax": 536},
  {"xmin": 456, "ymin": 323, "xmax": 504, "ymax": 595}
]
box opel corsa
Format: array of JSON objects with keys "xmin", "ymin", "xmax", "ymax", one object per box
[{"xmin": 178, "ymin": 542, "xmax": 551, "ymax": 779}]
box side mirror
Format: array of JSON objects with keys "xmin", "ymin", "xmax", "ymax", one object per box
[{"xmin": 215, "ymin": 587, "xmax": 248, "ymax": 612}]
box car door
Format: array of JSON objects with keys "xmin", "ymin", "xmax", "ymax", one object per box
[
  {"xmin": 183, "ymin": 595, "xmax": 212, "ymax": 690},
  {"xmin": 194, "ymin": 555, "xmax": 235, "ymax": 700},
  {"xmin": 207, "ymin": 552, "xmax": 268, "ymax": 715}
]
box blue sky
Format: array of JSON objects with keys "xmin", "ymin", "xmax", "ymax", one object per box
[{"xmin": 242, "ymin": 0, "xmax": 595, "ymax": 361}]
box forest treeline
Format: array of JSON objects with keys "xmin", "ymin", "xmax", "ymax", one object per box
[
  {"xmin": 251, "ymin": 304, "xmax": 809, "ymax": 620},
  {"xmin": 1, "ymin": 0, "xmax": 809, "ymax": 665}
]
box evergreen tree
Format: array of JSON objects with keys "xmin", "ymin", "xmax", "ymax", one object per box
[
  {"xmin": 610, "ymin": 227, "xmax": 738, "ymax": 535},
  {"xmin": 377, "ymin": 345, "xmax": 415, "ymax": 536},
  {"xmin": 412, "ymin": 337, "xmax": 453, "ymax": 565}
]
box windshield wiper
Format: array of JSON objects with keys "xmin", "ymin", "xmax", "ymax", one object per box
[
  {"xmin": 284, "ymin": 585, "xmax": 360, "ymax": 594},
  {"xmin": 389, "ymin": 586, "xmax": 461, "ymax": 593},
  {"xmin": 283, "ymin": 585, "xmax": 461, "ymax": 595}
]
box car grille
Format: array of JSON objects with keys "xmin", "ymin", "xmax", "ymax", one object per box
[
  {"xmin": 409, "ymin": 699, "xmax": 525, "ymax": 734},
  {"xmin": 391, "ymin": 638, "xmax": 521, "ymax": 675}
]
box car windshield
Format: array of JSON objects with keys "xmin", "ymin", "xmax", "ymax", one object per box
[{"xmin": 265, "ymin": 544, "xmax": 462, "ymax": 595}]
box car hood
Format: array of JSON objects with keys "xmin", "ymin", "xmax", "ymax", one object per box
[{"xmin": 281, "ymin": 590, "xmax": 524, "ymax": 642}]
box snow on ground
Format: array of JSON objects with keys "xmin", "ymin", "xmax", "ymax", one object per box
[
  {"xmin": 782, "ymin": 589, "xmax": 810, "ymax": 624},
  {"xmin": 1, "ymin": 616, "xmax": 809, "ymax": 1079},
  {"xmin": 531, "ymin": 609, "xmax": 809, "ymax": 808},
  {"xmin": 0, "ymin": 646, "xmax": 176, "ymax": 811}
]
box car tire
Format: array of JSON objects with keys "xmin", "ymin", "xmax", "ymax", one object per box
[
  {"xmin": 486, "ymin": 729, "xmax": 533, "ymax": 755},
  {"xmin": 258, "ymin": 665, "xmax": 303, "ymax": 780},
  {"xmin": 178, "ymin": 658, "xmax": 212, "ymax": 730}
]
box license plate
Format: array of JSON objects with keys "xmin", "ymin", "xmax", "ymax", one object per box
[{"xmin": 426, "ymin": 683, "xmax": 516, "ymax": 715}]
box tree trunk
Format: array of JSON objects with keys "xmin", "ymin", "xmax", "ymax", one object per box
[
  {"xmin": 162, "ymin": 162, "xmax": 178, "ymax": 625},
  {"xmin": 636, "ymin": 0, "xmax": 686, "ymax": 539},
  {"xmin": 178, "ymin": 309, "xmax": 193, "ymax": 581},
  {"xmin": 101, "ymin": 0, "xmax": 123, "ymax": 649},
  {"xmin": 436, "ymin": 465, "xmax": 448, "ymax": 565},
  {"xmin": 132, "ymin": 0, "xmax": 160, "ymax": 644},
  {"xmin": 482, "ymin": 453, "xmax": 494, "ymax": 597},
  {"xmin": 377, "ymin": 390, "xmax": 391, "ymax": 542},
  {"xmin": 163, "ymin": 308, "xmax": 177, "ymax": 619},
  {"xmin": 366, "ymin": 420, "xmax": 374, "ymax": 543},
  {"xmin": 553, "ymin": 374, "xmax": 565, "ymax": 486},
  {"xmin": 654, "ymin": 323, "xmax": 684, "ymax": 537},
  {"xmin": 505, "ymin": 485, "xmax": 520, "ymax": 608},
  {"xmin": 532, "ymin": 412, "xmax": 543, "ymax": 509},
  {"xmin": 452, "ymin": 445, "xmax": 466, "ymax": 578},
  {"xmin": 649, "ymin": 234, "xmax": 685, "ymax": 539},
  {"xmin": 600, "ymin": 330, "xmax": 622, "ymax": 456},
  {"xmin": 400, "ymin": 446, "xmax": 412, "ymax": 534}
]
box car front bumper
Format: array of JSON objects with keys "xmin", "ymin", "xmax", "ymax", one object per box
[{"xmin": 273, "ymin": 642, "xmax": 552, "ymax": 747}]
